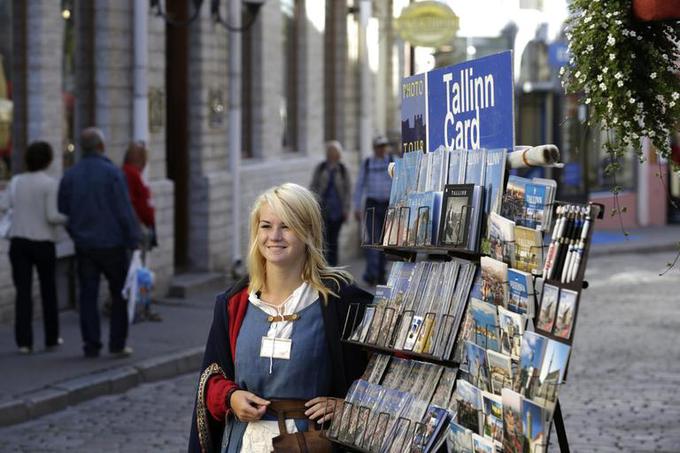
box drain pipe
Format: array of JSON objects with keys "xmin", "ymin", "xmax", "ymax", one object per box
[
  {"xmin": 133, "ymin": 1, "xmax": 149, "ymax": 145},
  {"xmin": 228, "ymin": 0, "xmax": 244, "ymax": 277}
]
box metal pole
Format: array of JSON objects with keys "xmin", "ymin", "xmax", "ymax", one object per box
[
  {"xmin": 133, "ymin": 0, "xmax": 149, "ymax": 143},
  {"xmin": 358, "ymin": 0, "xmax": 372, "ymax": 158},
  {"xmin": 228, "ymin": 0, "xmax": 243, "ymax": 273}
]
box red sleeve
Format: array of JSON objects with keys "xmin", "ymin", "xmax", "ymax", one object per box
[
  {"xmin": 123, "ymin": 165, "xmax": 156, "ymax": 227},
  {"xmin": 206, "ymin": 375, "xmax": 239, "ymax": 422}
]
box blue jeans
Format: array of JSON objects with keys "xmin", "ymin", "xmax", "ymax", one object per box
[
  {"xmin": 76, "ymin": 247, "xmax": 129, "ymax": 354},
  {"xmin": 363, "ymin": 198, "xmax": 388, "ymax": 284}
]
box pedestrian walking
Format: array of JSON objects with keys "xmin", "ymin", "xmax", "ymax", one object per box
[
  {"xmin": 58, "ymin": 127, "xmax": 141, "ymax": 358},
  {"xmin": 310, "ymin": 140, "xmax": 351, "ymax": 266},
  {"xmin": 188, "ymin": 183, "xmax": 372, "ymax": 453},
  {"xmin": 1, "ymin": 142, "xmax": 66, "ymax": 354},
  {"xmin": 353, "ymin": 135, "xmax": 393, "ymax": 285},
  {"xmin": 122, "ymin": 141, "xmax": 161, "ymax": 322}
]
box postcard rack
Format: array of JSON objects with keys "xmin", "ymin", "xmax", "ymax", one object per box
[{"xmin": 327, "ymin": 199, "xmax": 604, "ymax": 452}]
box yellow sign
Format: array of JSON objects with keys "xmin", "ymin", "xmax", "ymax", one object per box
[{"xmin": 396, "ymin": 1, "xmax": 459, "ymax": 48}]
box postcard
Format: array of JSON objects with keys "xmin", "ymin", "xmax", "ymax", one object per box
[
  {"xmin": 522, "ymin": 398, "xmax": 547, "ymax": 453},
  {"xmin": 469, "ymin": 298, "xmax": 500, "ymax": 352},
  {"xmin": 536, "ymin": 283, "xmax": 559, "ymax": 333},
  {"xmin": 501, "ymin": 389, "xmax": 523, "ymax": 453},
  {"xmin": 516, "ymin": 331, "xmax": 548, "ymax": 400},
  {"xmin": 453, "ymin": 379, "xmax": 483, "ymax": 434},
  {"xmin": 446, "ymin": 421, "xmax": 473, "ymax": 453},
  {"xmin": 480, "ymin": 256, "xmax": 508, "ymax": 307},
  {"xmin": 498, "ymin": 306, "xmax": 526, "ymax": 360},
  {"xmin": 486, "ymin": 350, "xmax": 513, "ymax": 395},
  {"xmin": 553, "ymin": 288, "xmax": 578, "ymax": 341},
  {"xmin": 471, "ymin": 433, "xmax": 495, "ymax": 453},
  {"xmin": 461, "ymin": 341, "xmax": 491, "ymax": 393}
]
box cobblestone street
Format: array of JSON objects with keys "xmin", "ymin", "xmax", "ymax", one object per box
[{"xmin": 1, "ymin": 251, "xmax": 679, "ymax": 452}]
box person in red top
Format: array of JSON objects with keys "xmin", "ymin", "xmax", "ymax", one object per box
[
  {"xmin": 122, "ymin": 141, "xmax": 155, "ymax": 233},
  {"xmin": 122, "ymin": 141, "xmax": 160, "ymax": 321}
]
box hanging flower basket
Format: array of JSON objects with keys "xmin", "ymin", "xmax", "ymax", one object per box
[
  {"xmin": 633, "ymin": 0, "xmax": 680, "ymax": 22},
  {"xmin": 562, "ymin": 0, "xmax": 680, "ymax": 180}
]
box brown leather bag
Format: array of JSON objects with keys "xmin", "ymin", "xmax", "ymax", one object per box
[{"xmin": 268, "ymin": 399, "xmax": 333, "ymax": 453}]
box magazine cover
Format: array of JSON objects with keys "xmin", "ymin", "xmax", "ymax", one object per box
[
  {"xmin": 513, "ymin": 225, "xmax": 544, "ymax": 275},
  {"xmin": 464, "ymin": 148, "xmax": 487, "ymax": 187},
  {"xmin": 487, "ymin": 212, "xmax": 515, "ymax": 264},
  {"xmin": 507, "ymin": 268, "xmax": 532, "ymax": 315},
  {"xmin": 524, "ymin": 182, "xmax": 547, "ymax": 230},
  {"xmin": 501, "ymin": 175, "xmax": 529, "ymax": 225},
  {"xmin": 439, "ymin": 184, "xmax": 474, "ymax": 247},
  {"xmin": 401, "ymin": 73, "xmax": 428, "ymax": 154},
  {"xmin": 484, "ymin": 148, "xmax": 508, "ymax": 216}
]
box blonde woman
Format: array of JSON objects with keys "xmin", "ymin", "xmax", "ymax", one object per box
[{"xmin": 189, "ymin": 183, "xmax": 372, "ymax": 453}]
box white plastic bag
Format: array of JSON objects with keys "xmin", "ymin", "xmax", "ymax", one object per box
[{"xmin": 122, "ymin": 250, "xmax": 143, "ymax": 325}]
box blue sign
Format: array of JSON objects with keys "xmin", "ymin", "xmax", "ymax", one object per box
[
  {"xmin": 548, "ymin": 42, "xmax": 569, "ymax": 70},
  {"xmin": 427, "ymin": 51, "xmax": 514, "ymax": 152}
]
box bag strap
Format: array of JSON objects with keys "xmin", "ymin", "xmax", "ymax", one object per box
[
  {"xmin": 267, "ymin": 399, "xmax": 319, "ymax": 433},
  {"xmin": 294, "ymin": 432, "xmax": 309, "ymax": 453}
]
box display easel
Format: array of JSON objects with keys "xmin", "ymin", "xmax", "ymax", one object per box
[{"xmin": 326, "ymin": 197, "xmax": 604, "ymax": 452}]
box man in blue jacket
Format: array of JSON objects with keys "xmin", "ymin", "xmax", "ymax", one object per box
[{"xmin": 58, "ymin": 127, "xmax": 141, "ymax": 358}]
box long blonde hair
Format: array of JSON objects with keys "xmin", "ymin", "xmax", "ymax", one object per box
[{"xmin": 247, "ymin": 183, "xmax": 352, "ymax": 303}]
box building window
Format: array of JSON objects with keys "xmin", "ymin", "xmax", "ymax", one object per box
[
  {"xmin": 281, "ymin": 0, "xmax": 298, "ymax": 151},
  {"xmin": 0, "ymin": 0, "xmax": 13, "ymax": 180}
]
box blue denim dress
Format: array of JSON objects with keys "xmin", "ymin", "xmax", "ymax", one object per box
[{"xmin": 222, "ymin": 299, "xmax": 332, "ymax": 452}]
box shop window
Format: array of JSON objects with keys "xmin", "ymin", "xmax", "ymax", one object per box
[
  {"xmin": 281, "ymin": 0, "xmax": 298, "ymax": 151},
  {"xmin": 0, "ymin": 0, "xmax": 12, "ymax": 180}
]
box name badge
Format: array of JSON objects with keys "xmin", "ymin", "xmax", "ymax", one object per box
[{"xmin": 260, "ymin": 337, "xmax": 292, "ymax": 360}]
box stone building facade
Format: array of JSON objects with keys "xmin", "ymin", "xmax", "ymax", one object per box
[{"xmin": 0, "ymin": 0, "xmax": 399, "ymax": 322}]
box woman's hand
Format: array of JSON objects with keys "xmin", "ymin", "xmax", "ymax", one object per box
[
  {"xmin": 304, "ymin": 396, "xmax": 342, "ymax": 424},
  {"xmin": 230, "ymin": 390, "xmax": 270, "ymax": 422}
]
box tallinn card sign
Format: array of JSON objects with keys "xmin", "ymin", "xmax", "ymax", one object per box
[{"xmin": 411, "ymin": 51, "xmax": 514, "ymax": 153}]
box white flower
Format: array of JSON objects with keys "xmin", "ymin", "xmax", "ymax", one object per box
[
  {"xmin": 617, "ymin": 80, "xmax": 624, "ymax": 87},
  {"xmin": 606, "ymin": 13, "xmax": 612, "ymax": 19},
  {"xmin": 629, "ymin": 97, "xmax": 636, "ymax": 104},
  {"xmin": 669, "ymin": 101, "xmax": 675, "ymax": 108},
  {"xmin": 600, "ymin": 82, "xmax": 607, "ymax": 91},
  {"xmin": 632, "ymin": 133, "xmax": 639, "ymax": 139},
  {"xmin": 662, "ymin": 54, "xmax": 669, "ymax": 61},
  {"xmin": 614, "ymin": 72, "xmax": 623, "ymax": 80},
  {"xmin": 603, "ymin": 67, "xmax": 609, "ymax": 74},
  {"xmin": 624, "ymin": 121, "xmax": 630, "ymax": 128},
  {"xmin": 630, "ymin": 31, "xmax": 637, "ymax": 38},
  {"xmin": 597, "ymin": 75, "xmax": 603, "ymax": 82},
  {"xmin": 575, "ymin": 70, "xmax": 581, "ymax": 78},
  {"xmin": 622, "ymin": 30, "xmax": 629, "ymax": 37},
  {"xmin": 585, "ymin": 98, "xmax": 592, "ymax": 105},
  {"xmin": 559, "ymin": 67, "xmax": 565, "ymax": 75},
  {"xmin": 584, "ymin": 16, "xmax": 592, "ymax": 24},
  {"xmin": 587, "ymin": 45, "xmax": 594, "ymax": 52},
  {"xmin": 615, "ymin": 20, "xmax": 622, "ymax": 25},
  {"xmin": 638, "ymin": 36, "xmax": 643, "ymax": 41},
  {"xmin": 649, "ymin": 130, "xmax": 656, "ymax": 137},
  {"xmin": 607, "ymin": 101, "xmax": 613, "ymax": 109},
  {"xmin": 612, "ymin": 117, "xmax": 618, "ymax": 125},
  {"xmin": 607, "ymin": 35, "xmax": 616, "ymax": 46},
  {"xmin": 610, "ymin": 53, "xmax": 616, "ymax": 60},
  {"xmin": 672, "ymin": 92, "xmax": 679, "ymax": 100},
  {"xmin": 590, "ymin": 24, "xmax": 595, "ymax": 30},
  {"xmin": 651, "ymin": 72, "xmax": 657, "ymax": 79},
  {"xmin": 626, "ymin": 90, "xmax": 632, "ymax": 97}
]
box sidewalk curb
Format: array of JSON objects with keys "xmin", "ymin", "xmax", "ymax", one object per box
[
  {"xmin": 0, "ymin": 346, "xmax": 204, "ymax": 428},
  {"xmin": 589, "ymin": 241, "xmax": 679, "ymax": 257}
]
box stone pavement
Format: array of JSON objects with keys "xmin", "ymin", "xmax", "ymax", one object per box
[{"xmin": 0, "ymin": 224, "xmax": 677, "ymax": 432}]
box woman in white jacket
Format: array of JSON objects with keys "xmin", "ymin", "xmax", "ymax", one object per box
[{"xmin": 1, "ymin": 142, "xmax": 67, "ymax": 353}]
